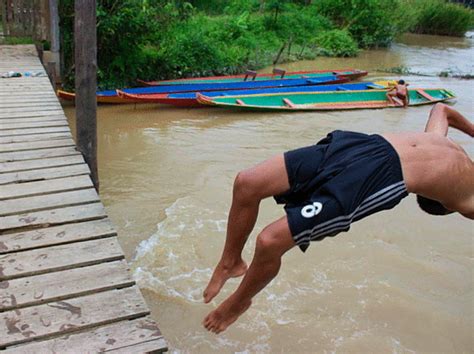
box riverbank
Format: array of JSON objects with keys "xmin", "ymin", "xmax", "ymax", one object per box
[{"xmin": 55, "ymin": 0, "xmax": 473, "ymax": 90}]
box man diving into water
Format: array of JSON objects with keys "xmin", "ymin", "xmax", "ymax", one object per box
[{"xmin": 202, "ymin": 103, "xmax": 474, "ymax": 334}]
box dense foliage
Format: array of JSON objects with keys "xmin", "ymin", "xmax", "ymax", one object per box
[
  {"xmin": 406, "ymin": 0, "xmax": 474, "ymax": 37},
  {"xmin": 57, "ymin": 0, "xmax": 473, "ymax": 89}
]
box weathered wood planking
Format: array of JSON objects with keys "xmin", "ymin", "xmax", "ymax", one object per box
[
  {"xmin": 0, "ymin": 164, "xmax": 90, "ymax": 185},
  {"xmin": 0, "ymin": 95, "xmax": 58, "ymax": 102},
  {"xmin": 0, "ymin": 108, "xmax": 64, "ymax": 118},
  {"xmin": 0, "ymin": 45, "xmax": 167, "ymax": 353},
  {"xmin": 0, "ymin": 102, "xmax": 62, "ymax": 110},
  {"xmin": 0, "ymin": 146, "xmax": 80, "ymax": 163},
  {"xmin": 0, "ymin": 287, "xmax": 149, "ymax": 348},
  {"xmin": 0, "ymin": 260, "xmax": 134, "ymax": 311},
  {"xmin": 0, "ymin": 203, "xmax": 107, "ymax": 231},
  {"xmin": 0, "ymin": 110, "xmax": 65, "ymax": 119},
  {"xmin": 0, "ymin": 218, "xmax": 116, "ymax": 254},
  {"xmin": 0, "ymin": 116, "xmax": 67, "ymax": 124},
  {"xmin": 0, "ymin": 131, "xmax": 72, "ymax": 144},
  {"xmin": 3, "ymin": 317, "xmax": 167, "ymax": 353},
  {"xmin": 0, "ymin": 127, "xmax": 71, "ymax": 138},
  {"xmin": 0, "ymin": 175, "xmax": 93, "ymax": 200},
  {"xmin": 0, "ymin": 120, "xmax": 67, "ymax": 130},
  {"xmin": 0, "ymin": 154, "xmax": 85, "ymax": 173},
  {"xmin": 0, "ymin": 138, "xmax": 76, "ymax": 153},
  {"xmin": 0, "ymin": 237, "xmax": 124, "ymax": 280},
  {"xmin": 0, "ymin": 187, "xmax": 98, "ymax": 215},
  {"xmin": 0, "ymin": 102, "xmax": 63, "ymax": 111}
]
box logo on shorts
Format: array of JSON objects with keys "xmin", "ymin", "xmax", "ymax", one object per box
[{"xmin": 301, "ymin": 202, "xmax": 323, "ymax": 218}]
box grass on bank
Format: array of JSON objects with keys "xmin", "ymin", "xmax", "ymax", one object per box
[
  {"xmin": 2, "ymin": 36, "xmax": 34, "ymax": 45},
  {"xmin": 407, "ymin": 0, "xmax": 474, "ymax": 37}
]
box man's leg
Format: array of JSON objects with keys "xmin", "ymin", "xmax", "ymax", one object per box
[
  {"xmin": 386, "ymin": 91, "xmax": 395, "ymax": 105},
  {"xmin": 203, "ymin": 216, "xmax": 296, "ymax": 334},
  {"xmin": 203, "ymin": 154, "xmax": 290, "ymax": 303}
]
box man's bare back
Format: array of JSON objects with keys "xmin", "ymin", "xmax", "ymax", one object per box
[{"xmin": 384, "ymin": 131, "xmax": 474, "ymax": 216}]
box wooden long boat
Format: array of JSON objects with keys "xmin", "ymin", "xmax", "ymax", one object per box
[
  {"xmin": 117, "ymin": 81, "xmax": 395, "ymax": 108},
  {"xmin": 56, "ymin": 89, "xmax": 146, "ymax": 104},
  {"xmin": 57, "ymin": 74, "xmax": 350, "ymax": 104},
  {"xmin": 139, "ymin": 69, "xmax": 367, "ymax": 86},
  {"xmin": 196, "ymin": 88, "xmax": 455, "ymax": 111}
]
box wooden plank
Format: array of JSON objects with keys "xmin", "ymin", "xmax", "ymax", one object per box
[
  {"xmin": 0, "ymin": 110, "xmax": 65, "ymax": 119},
  {"xmin": 0, "ymin": 88, "xmax": 54, "ymax": 93},
  {"xmin": 0, "ymin": 155, "xmax": 85, "ymax": 173},
  {"xmin": 0, "ymin": 131, "xmax": 72, "ymax": 144},
  {"xmin": 0, "ymin": 138, "xmax": 75, "ymax": 153},
  {"xmin": 0, "ymin": 86, "xmax": 53, "ymax": 90},
  {"xmin": 0, "ymin": 147, "xmax": 80, "ymax": 163},
  {"xmin": 106, "ymin": 338, "xmax": 168, "ymax": 353},
  {"xmin": 0, "ymin": 218, "xmax": 116, "ymax": 254},
  {"xmin": 0, "ymin": 163, "xmax": 90, "ymax": 185},
  {"xmin": 0, "ymin": 203, "xmax": 107, "ymax": 232},
  {"xmin": 0, "ymin": 83, "xmax": 53, "ymax": 88},
  {"xmin": 0, "ymin": 107, "xmax": 63, "ymax": 116},
  {"xmin": 416, "ymin": 89, "xmax": 436, "ymax": 101},
  {"xmin": 0, "ymin": 97, "xmax": 59, "ymax": 104},
  {"xmin": 3, "ymin": 317, "xmax": 166, "ymax": 353},
  {"xmin": 0, "ymin": 236, "xmax": 124, "ymax": 281},
  {"xmin": 0, "ymin": 260, "xmax": 134, "ymax": 311},
  {"xmin": 0, "ymin": 187, "xmax": 98, "ymax": 216},
  {"xmin": 0, "ymin": 127, "xmax": 71, "ymax": 138},
  {"xmin": 0, "ymin": 116, "xmax": 67, "ymax": 124},
  {"xmin": 0, "ymin": 100, "xmax": 61, "ymax": 107},
  {"xmin": 0, "ymin": 101, "xmax": 60, "ymax": 109},
  {"xmin": 0, "ymin": 287, "xmax": 149, "ymax": 348},
  {"xmin": 0, "ymin": 90, "xmax": 56, "ymax": 95},
  {"xmin": 0, "ymin": 120, "xmax": 68, "ymax": 130},
  {"xmin": 0, "ymin": 91, "xmax": 56, "ymax": 100},
  {"xmin": 0, "ymin": 84, "xmax": 52, "ymax": 88},
  {"xmin": 0, "ymin": 175, "xmax": 93, "ymax": 200}
]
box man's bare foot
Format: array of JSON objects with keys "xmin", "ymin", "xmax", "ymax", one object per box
[
  {"xmin": 202, "ymin": 296, "xmax": 252, "ymax": 334},
  {"xmin": 203, "ymin": 260, "xmax": 247, "ymax": 303}
]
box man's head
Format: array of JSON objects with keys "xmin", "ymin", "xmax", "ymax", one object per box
[
  {"xmin": 416, "ymin": 195, "xmax": 452, "ymax": 216},
  {"xmin": 398, "ymin": 79, "xmax": 405, "ymax": 85}
]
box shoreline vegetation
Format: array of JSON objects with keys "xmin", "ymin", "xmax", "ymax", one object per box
[{"xmin": 49, "ymin": 0, "xmax": 474, "ymax": 88}]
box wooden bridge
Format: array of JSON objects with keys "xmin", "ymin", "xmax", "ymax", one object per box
[{"xmin": 0, "ymin": 45, "xmax": 167, "ymax": 353}]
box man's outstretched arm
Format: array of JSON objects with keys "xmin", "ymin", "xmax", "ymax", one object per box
[{"xmin": 425, "ymin": 103, "xmax": 474, "ymax": 137}]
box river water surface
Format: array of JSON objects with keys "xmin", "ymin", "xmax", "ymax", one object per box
[{"xmin": 64, "ymin": 33, "xmax": 473, "ymax": 353}]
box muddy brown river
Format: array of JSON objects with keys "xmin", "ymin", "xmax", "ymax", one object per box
[{"xmin": 63, "ymin": 33, "xmax": 473, "ymax": 353}]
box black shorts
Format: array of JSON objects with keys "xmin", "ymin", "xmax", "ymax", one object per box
[{"xmin": 274, "ymin": 130, "xmax": 408, "ymax": 252}]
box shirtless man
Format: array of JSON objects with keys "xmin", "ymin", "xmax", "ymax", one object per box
[
  {"xmin": 202, "ymin": 103, "xmax": 473, "ymax": 334},
  {"xmin": 387, "ymin": 79, "xmax": 409, "ymax": 107}
]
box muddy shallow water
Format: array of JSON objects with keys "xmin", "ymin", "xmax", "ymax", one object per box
[{"xmin": 63, "ymin": 33, "xmax": 473, "ymax": 353}]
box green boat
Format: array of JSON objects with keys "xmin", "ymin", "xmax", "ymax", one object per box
[{"xmin": 197, "ymin": 88, "xmax": 455, "ymax": 111}]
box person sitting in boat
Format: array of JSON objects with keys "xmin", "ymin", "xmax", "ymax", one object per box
[
  {"xmin": 202, "ymin": 103, "xmax": 473, "ymax": 334},
  {"xmin": 386, "ymin": 79, "xmax": 409, "ymax": 107}
]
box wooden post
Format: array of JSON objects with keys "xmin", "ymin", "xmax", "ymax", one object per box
[
  {"xmin": 48, "ymin": 0, "xmax": 60, "ymax": 80},
  {"xmin": 75, "ymin": 0, "xmax": 99, "ymax": 191},
  {"xmin": 47, "ymin": 61, "xmax": 56, "ymax": 90}
]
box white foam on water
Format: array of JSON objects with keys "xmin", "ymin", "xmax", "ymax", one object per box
[{"xmin": 391, "ymin": 337, "xmax": 417, "ymax": 354}]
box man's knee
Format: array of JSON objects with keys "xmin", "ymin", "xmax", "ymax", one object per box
[
  {"xmin": 255, "ymin": 226, "xmax": 285, "ymax": 256},
  {"xmin": 233, "ymin": 169, "xmax": 262, "ymax": 202},
  {"xmin": 430, "ymin": 102, "xmax": 447, "ymax": 115}
]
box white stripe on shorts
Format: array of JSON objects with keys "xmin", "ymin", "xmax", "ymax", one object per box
[{"xmin": 293, "ymin": 181, "xmax": 407, "ymax": 246}]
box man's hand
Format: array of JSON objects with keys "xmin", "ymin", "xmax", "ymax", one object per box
[{"xmin": 425, "ymin": 103, "xmax": 474, "ymax": 137}]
